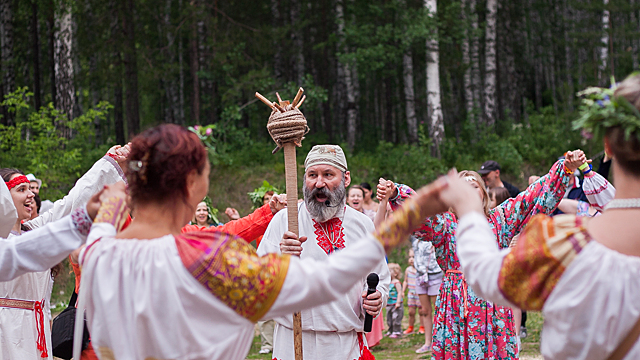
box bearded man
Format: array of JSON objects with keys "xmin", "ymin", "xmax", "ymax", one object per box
[{"xmin": 257, "ymin": 145, "xmax": 390, "ymax": 360}]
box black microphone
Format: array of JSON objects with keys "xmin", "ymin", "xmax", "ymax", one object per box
[{"xmin": 363, "ymin": 273, "xmax": 379, "ymax": 332}]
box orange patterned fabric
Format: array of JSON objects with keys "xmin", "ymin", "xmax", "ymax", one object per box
[
  {"xmin": 176, "ymin": 231, "xmax": 290, "ymax": 322},
  {"xmin": 498, "ymin": 214, "xmax": 592, "ymax": 310},
  {"xmin": 94, "ymin": 196, "xmax": 129, "ymax": 231}
]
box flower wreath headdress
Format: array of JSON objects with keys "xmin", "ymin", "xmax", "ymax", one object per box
[{"xmin": 573, "ymin": 73, "xmax": 640, "ymax": 142}]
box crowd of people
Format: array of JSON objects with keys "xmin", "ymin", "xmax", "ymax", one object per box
[{"xmin": 0, "ymin": 74, "xmax": 639, "ymax": 360}]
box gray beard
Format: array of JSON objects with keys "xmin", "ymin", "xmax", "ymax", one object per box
[{"xmin": 303, "ymin": 178, "xmax": 346, "ymax": 223}]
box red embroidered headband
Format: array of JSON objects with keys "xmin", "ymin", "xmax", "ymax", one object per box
[{"xmin": 5, "ymin": 175, "xmax": 30, "ymax": 190}]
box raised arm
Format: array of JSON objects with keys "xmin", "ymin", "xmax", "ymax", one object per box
[
  {"xmin": 24, "ymin": 149, "xmax": 127, "ymax": 230},
  {"xmin": 497, "ymin": 155, "xmax": 580, "ymax": 242}
]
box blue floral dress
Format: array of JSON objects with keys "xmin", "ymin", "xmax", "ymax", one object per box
[{"xmin": 389, "ymin": 160, "xmax": 571, "ymax": 360}]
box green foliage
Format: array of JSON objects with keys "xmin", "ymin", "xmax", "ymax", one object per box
[
  {"xmin": 0, "ymin": 88, "xmax": 112, "ymax": 200},
  {"xmin": 247, "ymin": 180, "xmax": 279, "ymax": 209}
]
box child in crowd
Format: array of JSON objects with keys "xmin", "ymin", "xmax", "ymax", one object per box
[
  {"xmin": 403, "ymin": 250, "xmax": 424, "ymax": 335},
  {"xmin": 386, "ymin": 263, "xmax": 404, "ymax": 338}
]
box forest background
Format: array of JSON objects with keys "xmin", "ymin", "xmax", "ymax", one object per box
[{"xmin": 0, "ymin": 0, "xmax": 634, "ymax": 215}]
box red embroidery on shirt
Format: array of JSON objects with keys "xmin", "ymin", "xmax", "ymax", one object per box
[{"xmin": 313, "ymin": 217, "xmax": 345, "ymax": 255}]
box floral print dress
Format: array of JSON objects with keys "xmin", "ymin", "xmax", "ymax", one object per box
[{"xmin": 390, "ymin": 160, "xmax": 571, "ymax": 360}]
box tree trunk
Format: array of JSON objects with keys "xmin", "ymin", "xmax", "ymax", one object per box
[
  {"xmin": 336, "ymin": 0, "xmax": 357, "ymax": 150},
  {"xmin": 114, "ymin": 79, "xmax": 125, "ymax": 145},
  {"xmin": 469, "ymin": 0, "xmax": 481, "ymax": 125},
  {"xmin": 425, "ymin": 0, "xmax": 444, "ymax": 158},
  {"xmin": 54, "ymin": 3, "xmax": 74, "ymax": 129},
  {"xmin": 563, "ymin": 0, "xmax": 574, "ymax": 112},
  {"xmin": 0, "ymin": 0, "xmax": 14, "ymax": 124},
  {"xmin": 31, "ymin": 0, "xmax": 41, "ymax": 110},
  {"xmin": 271, "ymin": 0, "xmax": 283, "ymax": 80},
  {"xmin": 483, "ymin": 0, "xmax": 497, "ymax": 127},
  {"xmin": 163, "ymin": 0, "xmax": 180, "ymax": 124},
  {"xmin": 461, "ymin": 0, "xmax": 475, "ymax": 127},
  {"xmin": 122, "ymin": 0, "xmax": 140, "ymax": 138},
  {"xmin": 598, "ymin": 0, "xmax": 609, "ymax": 85},
  {"xmin": 290, "ymin": 0, "xmax": 304, "ymax": 84},
  {"xmin": 403, "ymin": 51, "xmax": 418, "ymax": 143},
  {"xmin": 190, "ymin": 9, "xmax": 200, "ymax": 124},
  {"xmin": 178, "ymin": 0, "xmax": 185, "ymax": 124},
  {"xmin": 632, "ymin": 0, "xmax": 639, "ymax": 70},
  {"xmin": 48, "ymin": 0, "xmax": 55, "ymax": 109}
]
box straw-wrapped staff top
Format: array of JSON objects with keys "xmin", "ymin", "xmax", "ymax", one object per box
[{"xmin": 256, "ymin": 88, "xmax": 309, "ymax": 154}]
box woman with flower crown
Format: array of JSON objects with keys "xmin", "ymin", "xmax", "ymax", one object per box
[
  {"xmin": 443, "ymin": 73, "xmax": 640, "ymax": 359},
  {"xmin": 377, "ymin": 149, "xmax": 586, "ymax": 358}
]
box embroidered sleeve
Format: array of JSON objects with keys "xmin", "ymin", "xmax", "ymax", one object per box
[
  {"xmin": 498, "ymin": 214, "xmax": 591, "ymax": 310},
  {"xmin": 70, "ymin": 207, "xmax": 93, "ymax": 236},
  {"xmin": 94, "ymin": 196, "xmax": 129, "ymax": 232},
  {"xmin": 498, "ymin": 159, "xmax": 571, "ymax": 244},
  {"xmin": 176, "ymin": 231, "xmax": 290, "ymax": 322},
  {"xmin": 582, "ymin": 172, "xmax": 615, "ymax": 212}
]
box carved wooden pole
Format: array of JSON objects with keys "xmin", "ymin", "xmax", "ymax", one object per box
[{"xmin": 257, "ymin": 87, "xmax": 307, "ymax": 360}]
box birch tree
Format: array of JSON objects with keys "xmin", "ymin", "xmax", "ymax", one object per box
[
  {"xmin": 484, "ymin": 0, "xmax": 497, "ymax": 127},
  {"xmin": 461, "ymin": 0, "xmax": 475, "ymax": 127},
  {"xmin": 598, "ymin": 0, "xmax": 609, "ymax": 84},
  {"xmin": 425, "ymin": 0, "xmax": 444, "ymax": 157},
  {"xmin": 336, "ymin": 0, "xmax": 357, "ymax": 151},
  {"xmin": 122, "ymin": 0, "xmax": 140, "ymax": 138},
  {"xmin": 54, "ymin": 2, "xmax": 74, "ymax": 125},
  {"xmin": 401, "ymin": 0, "xmax": 418, "ymax": 143},
  {"xmin": 469, "ymin": 0, "xmax": 481, "ymax": 125}
]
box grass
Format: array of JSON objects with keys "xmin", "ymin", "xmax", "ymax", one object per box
[{"xmin": 244, "ymin": 307, "xmax": 544, "ymax": 360}]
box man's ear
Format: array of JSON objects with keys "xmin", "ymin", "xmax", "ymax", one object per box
[
  {"xmin": 495, "ymin": 169, "xmax": 501, "ymax": 177},
  {"xmin": 344, "ymin": 171, "xmax": 351, "ymax": 187}
]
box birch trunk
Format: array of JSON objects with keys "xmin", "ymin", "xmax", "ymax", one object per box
[
  {"xmin": 461, "ymin": 0, "xmax": 475, "ymax": 127},
  {"xmin": 563, "ymin": 0, "xmax": 574, "ymax": 111},
  {"xmin": 336, "ymin": 0, "xmax": 357, "ymax": 150},
  {"xmin": 598, "ymin": 0, "xmax": 609, "ymax": 85},
  {"xmin": 403, "ymin": 51, "xmax": 418, "ymax": 143},
  {"xmin": 178, "ymin": 0, "xmax": 185, "ymax": 123},
  {"xmin": 483, "ymin": 0, "xmax": 497, "ymax": 127},
  {"xmin": 1, "ymin": 0, "xmax": 14, "ymax": 124},
  {"xmin": 290, "ymin": 0, "xmax": 304, "ymax": 84},
  {"xmin": 425, "ymin": 0, "xmax": 444, "ymax": 158},
  {"xmin": 54, "ymin": 3, "xmax": 74, "ymax": 127},
  {"xmin": 469, "ymin": 0, "xmax": 481, "ymax": 124}
]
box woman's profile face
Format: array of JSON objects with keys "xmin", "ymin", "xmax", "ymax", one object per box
[
  {"xmin": 489, "ymin": 193, "xmax": 497, "ymax": 209},
  {"xmin": 347, "ymin": 188, "xmax": 364, "ymax": 212},
  {"xmin": 9, "ymin": 174, "xmax": 35, "ymax": 221},
  {"xmin": 195, "ymin": 202, "xmax": 209, "ymax": 225}
]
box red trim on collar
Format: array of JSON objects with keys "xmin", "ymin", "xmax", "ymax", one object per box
[{"xmin": 5, "ymin": 175, "xmax": 30, "ymax": 190}]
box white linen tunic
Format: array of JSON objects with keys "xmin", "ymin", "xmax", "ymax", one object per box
[
  {"xmin": 76, "ymin": 222, "xmax": 388, "ymax": 360},
  {"xmin": 456, "ymin": 212, "xmax": 640, "ymax": 360},
  {"xmin": 257, "ymin": 203, "xmax": 390, "ymax": 360},
  {"xmin": 0, "ymin": 156, "xmax": 123, "ymax": 360}
]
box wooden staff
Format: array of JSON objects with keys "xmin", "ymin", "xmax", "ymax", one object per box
[
  {"xmin": 257, "ymin": 90, "xmax": 305, "ymax": 360},
  {"xmin": 283, "ymin": 142, "xmax": 304, "ymax": 360}
]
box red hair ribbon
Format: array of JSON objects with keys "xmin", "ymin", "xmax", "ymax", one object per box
[{"xmin": 5, "ymin": 175, "xmax": 30, "ymax": 190}]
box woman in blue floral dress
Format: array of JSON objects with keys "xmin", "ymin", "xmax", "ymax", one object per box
[{"xmin": 377, "ymin": 152, "xmax": 585, "ymax": 360}]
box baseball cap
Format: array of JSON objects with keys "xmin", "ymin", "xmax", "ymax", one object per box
[{"xmin": 478, "ymin": 161, "xmax": 500, "ymax": 175}]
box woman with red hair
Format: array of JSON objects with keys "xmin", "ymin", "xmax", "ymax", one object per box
[{"xmin": 75, "ymin": 123, "xmax": 451, "ymax": 360}]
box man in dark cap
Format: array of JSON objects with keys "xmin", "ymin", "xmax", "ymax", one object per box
[{"xmin": 478, "ymin": 160, "xmax": 520, "ymax": 198}]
